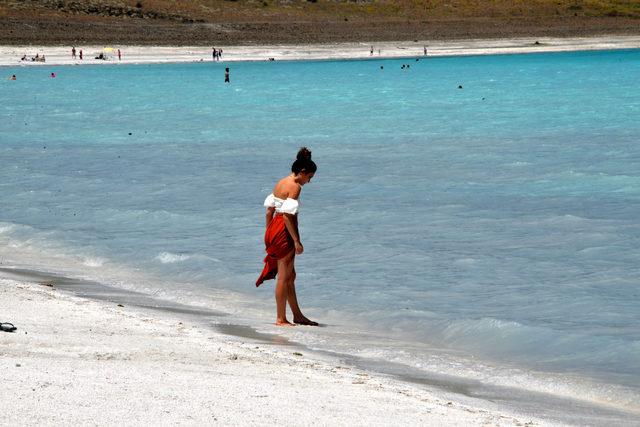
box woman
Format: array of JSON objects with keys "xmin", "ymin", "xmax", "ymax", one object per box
[{"xmin": 256, "ymin": 147, "xmax": 318, "ymax": 326}]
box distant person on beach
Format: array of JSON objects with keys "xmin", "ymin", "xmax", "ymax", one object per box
[
  {"xmin": 256, "ymin": 147, "xmax": 318, "ymax": 327},
  {"xmin": 118, "ymin": 49, "xmax": 121, "ymax": 61},
  {"xmin": 79, "ymin": 49, "xmax": 83, "ymax": 60},
  {"xmin": 72, "ymin": 46, "xmax": 76, "ymax": 59},
  {"xmin": 224, "ymin": 67, "xmax": 230, "ymax": 83},
  {"xmin": 424, "ymin": 46, "xmax": 427, "ymax": 56},
  {"xmin": 370, "ymin": 46, "xmax": 374, "ymax": 56},
  {"xmin": 212, "ymin": 47, "xmax": 216, "ymax": 61}
]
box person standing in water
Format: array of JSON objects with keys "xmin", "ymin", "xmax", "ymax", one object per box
[
  {"xmin": 256, "ymin": 147, "xmax": 318, "ymax": 326},
  {"xmin": 224, "ymin": 67, "xmax": 230, "ymax": 83}
]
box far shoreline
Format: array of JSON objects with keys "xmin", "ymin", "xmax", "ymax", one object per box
[{"xmin": 2, "ymin": 35, "xmax": 639, "ymax": 68}]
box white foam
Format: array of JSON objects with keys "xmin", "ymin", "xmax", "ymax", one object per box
[
  {"xmin": 0, "ymin": 224, "xmax": 15, "ymax": 234},
  {"xmin": 155, "ymin": 252, "xmax": 191, "ymax": 264},
  {"xmin": 83, "ymin": 257, "xmax": 106, "ymax": 267}
]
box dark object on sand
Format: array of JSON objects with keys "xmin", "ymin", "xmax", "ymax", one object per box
[{"xmin": 1, "ymin": 322, "xmax": 17, "ymax": 332}]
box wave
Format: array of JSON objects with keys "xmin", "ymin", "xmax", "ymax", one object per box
[
  {"xmin": 155, "ymin": 252, "xmax": 191, "ymax": 263},
  {"xmin": 83, "ymin": 257, "xmax": 106, "ymax": 267}
]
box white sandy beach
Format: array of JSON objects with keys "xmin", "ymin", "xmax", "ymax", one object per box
[
  {"xmin": 0, "ymin": 276, "xmax": 550, "ymax": 425},
  {"xmin": 1, "ymin": 35, "xmax": 639, "ymax": 67}
]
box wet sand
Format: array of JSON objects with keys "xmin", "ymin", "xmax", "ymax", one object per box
[{"xmin": 0, "ymin": 274, "xmax": 545, "ymax": 425}]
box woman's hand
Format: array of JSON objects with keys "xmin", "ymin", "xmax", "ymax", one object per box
[{"xmin": 295, "ymin": 241, "xmax": 304, "ymax": 254}]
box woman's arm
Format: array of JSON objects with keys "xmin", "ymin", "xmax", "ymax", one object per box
[
  {"xmin": 265, "ymin": 207, "xmax": 276, "ymax": 228},
  {"xmin": 282, "ymin": 214, "xmax": 303, "ymax": 254}
]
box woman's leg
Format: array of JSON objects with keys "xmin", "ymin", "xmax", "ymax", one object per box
[
  {"xmin": 275, "ymin": 250, "xmax": 295, "ymax": 326},
  {"xmin": 287, "ymin": 266, "xmax": 319, "ymax": 326}
]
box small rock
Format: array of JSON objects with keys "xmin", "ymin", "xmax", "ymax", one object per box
[
  {"xmin": 117, "ymin": 304, "xmax": 124, "ymax": 307},
  {"xmin": 15, "ymin": 363, "xmax": 21, "ymax": 367},
  {"xmin": 292, "ymin": 352, "xmax": 303, "ymax": 357}
]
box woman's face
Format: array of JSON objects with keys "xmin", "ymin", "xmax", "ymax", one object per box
[{"xmin": 299, "ymin": 171, "xmax": 315, "ymax": 186}]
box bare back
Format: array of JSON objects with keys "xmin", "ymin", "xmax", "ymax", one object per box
[{"xmin": 272, "ymin": 175, "xmax": 301, "ymax": 200}]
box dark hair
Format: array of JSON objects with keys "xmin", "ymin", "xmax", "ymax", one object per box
[{"xmin": 291, "ymin": 147, "xmax": 317, "ymax": 175}]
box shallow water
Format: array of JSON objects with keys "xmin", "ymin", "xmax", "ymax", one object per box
[{"xmin": 1, "ymin": 49, "xmax": 639, "ymax": 418}]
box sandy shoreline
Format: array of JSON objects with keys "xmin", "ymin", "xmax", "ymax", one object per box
[
  {"xmin": 2, "ymin": 35, "xmax": 640, "ymax": 67},
  {"xmin": 0, "ymin": 275, "xmax": 547, "ymax": 425}
]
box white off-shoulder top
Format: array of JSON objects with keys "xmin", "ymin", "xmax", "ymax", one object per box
[{"xmin": 264, "ymin": 193, "xmax": 299, "ymax": 215}]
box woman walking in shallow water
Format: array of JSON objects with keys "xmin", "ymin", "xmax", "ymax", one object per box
[{"xmin": 256, "ymin": 147, "xmax": 318, "ymax": 326}]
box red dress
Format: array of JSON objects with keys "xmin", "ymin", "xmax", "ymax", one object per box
[
  {"xmin": 256, "ymin": 194, "xmax": 300, "ymax": 287},
  {"xmin": 256, "ymin": 214, "xmax": 294, "ymax": 286}
]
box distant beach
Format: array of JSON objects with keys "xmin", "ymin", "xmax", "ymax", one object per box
[{"xmin": 1, "ymin": 35, "xmax": 639, "ymax": 67}]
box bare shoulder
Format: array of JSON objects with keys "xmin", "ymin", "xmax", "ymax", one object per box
[
  {"xmin": 288, "ymin": 184, "xmax": 301, "ymax": 199},
  {"xmin": 273, "ymin": 176, "xmax": 301, "ymax": 199}
]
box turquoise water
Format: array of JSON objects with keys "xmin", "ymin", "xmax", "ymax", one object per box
[{"xmin": 2, "ymin": 50, "xmax": 640, "ymax": 418}]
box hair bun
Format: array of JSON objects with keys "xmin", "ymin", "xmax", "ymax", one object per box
[{"xmin": 296, "ymin": 147, "xmax": 312, "ymax": 161}]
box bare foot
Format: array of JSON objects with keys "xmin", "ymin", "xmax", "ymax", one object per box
[
  {"xmin": 275, "ymin": 319, "xmax": 296, "ymax": 327},
  {"xmin": 293, "ymin": 317, "xmax": 319, "ymax": 326}
]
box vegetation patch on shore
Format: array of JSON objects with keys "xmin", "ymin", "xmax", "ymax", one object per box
[{"xmin": 1, "ymin": 0, "xmax": 639, "ymax": 44}]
